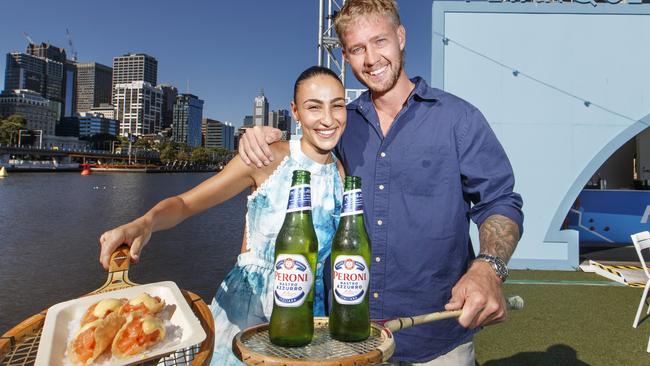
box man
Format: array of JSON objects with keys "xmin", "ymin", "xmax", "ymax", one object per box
[{"xmin": 239, "ymin": 1, "xmax": 523, "ymax": 364}]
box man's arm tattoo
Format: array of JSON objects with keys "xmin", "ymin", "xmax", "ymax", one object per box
[{"xmin": 478, "ymin": 214, "xmax": 521, "ymax": 263}]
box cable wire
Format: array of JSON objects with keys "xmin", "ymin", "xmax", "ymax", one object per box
[{"xmin": 433, "ymin": 30, "xmax": 641, "ymax": 124}]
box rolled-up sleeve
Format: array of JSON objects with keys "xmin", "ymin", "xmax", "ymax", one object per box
[{"xmin": 457, "ymin": 106, "xmax": 524, "ymax": 235}]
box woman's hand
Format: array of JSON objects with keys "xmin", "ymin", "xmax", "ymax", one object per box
[{"xmin": 99, "ymin": 218, "xmax": 152, "ymax": 270}]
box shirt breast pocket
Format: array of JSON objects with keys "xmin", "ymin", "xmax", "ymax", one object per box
[{"xmin": 396, "ymin": 144, "xmax": 451, "ymax": 197}]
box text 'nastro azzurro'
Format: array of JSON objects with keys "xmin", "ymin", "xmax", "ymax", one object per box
[
  {"xmin": 286, "ymin": 184, "xmax": 311, "ymax": 212},
  {"xmin": 341, "ymin": 189, "xmax": 363, "ymax": 217},
  {"xmin": 273, "ymin": 254, "xmax": 313, "ymax": 307},
  {"xmin": 333, "ymin": 255, "xmax": 369, "ymax": 305}
]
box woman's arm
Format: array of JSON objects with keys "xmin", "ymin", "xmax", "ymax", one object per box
[
  {"xmin": 164, "ymin": 156, "xmax": 259, "ymax": 226},
  {"xmin": 98, "ymin": 155, "xmax": 257, "ymax": 269}
]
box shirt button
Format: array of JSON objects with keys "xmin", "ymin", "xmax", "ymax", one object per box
[
  {"xmin": 375, "ymin": 256, "xmax": 381, "ymax": 263},
  {"xmin": 378, "ymin": 184, "xmax": 385, "ymax": 190},
  {"xmin": 373, "ymin": 292, "xmax": 379, "ymax": 299},
  {"xmin": 377, "ymin": 219, "xmax": 383, "ymax": 226},
  {"xmin": 380, "ymin": 152, "xmax": 386, "ymax": 158}
]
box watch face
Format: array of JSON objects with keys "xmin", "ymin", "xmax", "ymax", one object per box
[
  {"xmin": 497, "ymin": 266, "xmax": 508, "ymax": 281},
  {"xmin": 476, "ymin": 254, "xmax": 508, "ymax": 282}
]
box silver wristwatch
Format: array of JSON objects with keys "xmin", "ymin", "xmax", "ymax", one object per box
[{"xmin": 474, "ymin": 253, "xmax": 509, "ymax": 282}]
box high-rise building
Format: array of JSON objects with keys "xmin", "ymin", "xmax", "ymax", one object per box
[
  {"xmin": 159, "ymin": 84, "xmax": 178, "ymax": 130},
  {"xmin": 225, "ymin": 122, "xmax": 235, "ymax": 150},
  {"xmin": 202, "ymin": 118, "xmax": 235, "ymax": 150},
  {"xmin": 89, "ymin": 103, "xmax": 115, "ymax": 119},
  {"xmin": 26, "ymin": 43, "xmax": 66, "ymax": 63},
  {"xmin": 243, "ymin": 115, "xmax": 253, "ymax": 127},
  {"xmin": 201, "ymin": 117, "xmax": 211, "ymax": 146},
  {"xmin": 222, "ymin": 122, "xmax": 235, "ymax": 150},
  {"xmin": 0, "ymin": 89, "xmax": 56, "ymax": 136},
  {"xmin": 113, "ymin": 81, "xmax": 162, "ymax": 136},
  {"xmin": 63, "ymin": 62, "xmax": 76, "ymax": 118},
  {"xmin": 4, "ymin": 52, "xmax": 64, "ymax": 120},
  {"xmin": 56, "ymin": 117, "xmax": 80, "ymax": 137},
  {"xmin": 74, "ymin": 62, "xmax": 112, "ymax": 115},
  {"xmin": 268, "ymin": 111, "xmax": 277, "ymax": 128},
  {"xmin": 5, "ymin": 53, "xmax": 45, "ymax": 94},
  {"xmin": 172, "ymin": 94, "xmax": 203, "ymax": 147},
  {"xmin": 78, "ymin": 113, "xmax": 119, "ymax": 138},
  {"xmin": 26, "ymin": 43, "xmax": 76, "ymax": 118},
  {"xmin": 112, "ymin": 53, "xmax": 158, "ymax": 103},
  {"xmin": 253, "ymin": 89, "xmax": 269, "ymax": 126}
]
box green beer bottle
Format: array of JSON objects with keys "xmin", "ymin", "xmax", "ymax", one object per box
[
  {"xmin": 269, "ymin": 170, "xmax": 318, "ymax": 347},
  {"xmin": 329, "ymin": 176, "xmax": 371, "ymax": 341}
]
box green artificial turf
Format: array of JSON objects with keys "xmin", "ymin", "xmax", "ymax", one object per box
[{"xmin": 475, "ymin": 270, "xmax": 649, "ymax": 365}]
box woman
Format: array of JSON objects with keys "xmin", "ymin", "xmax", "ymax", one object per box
[{"xmin": 98, "ymin": 66, "xmax": 347, "ymax": 365}]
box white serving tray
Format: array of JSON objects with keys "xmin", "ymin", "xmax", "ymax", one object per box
[{"xmin": 35, "ymin": 281, "xmax": 207, "ymax": 366}]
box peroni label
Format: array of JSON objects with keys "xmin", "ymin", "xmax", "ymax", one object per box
[
  {"xmin": 286, "ymin": 184, "xmax": 312, "ymax": 212},
  {"xmin": 341, "ymin": 189, "xmax": 363, "ymax": 217},
  {"xmin": 333, "ymin": 255, "xmax": 369, "ymax": 305},
  {"xmin": 273, "ymin": 254, "xmax": 313, "ymax": 307}
]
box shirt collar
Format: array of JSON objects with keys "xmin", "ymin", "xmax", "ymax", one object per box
[
  {"xmin": 346, "ymin": 76, "xmax": 439, "ymax": 112},
  {"xmin": 410, "ymin": 77, "xmax": 439, "ymax": 102}
]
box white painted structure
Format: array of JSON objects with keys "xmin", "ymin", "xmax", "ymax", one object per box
[{"xmin": 432, "ymin": 0, "xmax": 650, "ymax": 269}]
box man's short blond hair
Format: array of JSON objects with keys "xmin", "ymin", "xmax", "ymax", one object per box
[{"xmin": 334, "ymin": 0, "xmax": 401, "ymax": 44}]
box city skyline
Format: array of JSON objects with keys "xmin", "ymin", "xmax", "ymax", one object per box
[{"xmin": 0, "ymin": 1, "xmax": 433, "ymax": 128}]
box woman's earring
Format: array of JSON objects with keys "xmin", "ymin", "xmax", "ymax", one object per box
[{"xmin": 295, "ymin": 120, "xmax": 301, "ymax": 135}]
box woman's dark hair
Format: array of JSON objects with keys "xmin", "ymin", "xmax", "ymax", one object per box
[{"xmin": 293, "ymin": 66, "xmax": 342, "ymax": 102}]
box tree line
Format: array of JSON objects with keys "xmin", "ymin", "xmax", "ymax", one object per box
[
  {"xmin": 0, "ymin": 113, "xmax": 235, "ymax": 165},
  {"xmin": 0, "ymin": 114, "xmax": 27, "ymax": 145}
]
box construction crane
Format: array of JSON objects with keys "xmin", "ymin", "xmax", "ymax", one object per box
[
  {"xmin": 318, "ymin": 0, "xmax": 346, "ymax": 85},
  {"xmin": 66, "ymin": 28, "xmax": 77, "ymax": 62},
  {"xmin": 22, "ymin": 32, "xmax": 34, "ymax": 45}
]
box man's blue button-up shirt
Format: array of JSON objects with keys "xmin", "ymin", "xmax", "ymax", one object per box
[{"xmin": 335, "ymin": 77, "xmax": 524, "ymax": 362}]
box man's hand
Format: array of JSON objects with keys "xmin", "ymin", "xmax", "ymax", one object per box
[
  {"xmin": 238, "ymin": 126, "xmax": 282, "ymax": 167},
  {"xmin": 444, "ymin": 213, "xmax": 521, "ymax": 328},
  {"xmin": 444, "ymin": 261, "xmax": 507, "ymax": 328}
]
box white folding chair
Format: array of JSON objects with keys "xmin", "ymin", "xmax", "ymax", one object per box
[{"xmin": 631, "ymin": 231, "xmax": 650, "ymax": 328}]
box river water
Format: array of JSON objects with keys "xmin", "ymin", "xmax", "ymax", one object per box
[{"xmin": 0, "ymin": 172, "xmax": 247, "ymax": 334}]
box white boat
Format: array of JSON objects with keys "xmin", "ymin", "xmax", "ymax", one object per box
[{"xmin": 4, "ymin": 160, "xmax": 80, "ymax": 171}]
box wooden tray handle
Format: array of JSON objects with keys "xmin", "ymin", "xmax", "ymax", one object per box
[
  {"xmin": 92, "ymin": 244, "xmax": 136, "ymax": 294},
  {"xmin": 108, "ymin": 244, "xmax": 131, "ymax": 273}
]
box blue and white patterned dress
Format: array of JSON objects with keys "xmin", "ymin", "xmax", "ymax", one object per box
[{"xmin": 209, "ymin": 139, "xmax": 342, "ymax": 365}]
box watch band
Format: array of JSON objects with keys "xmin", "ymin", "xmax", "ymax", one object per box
[{"xmin": 474, "ymin": 253, "xmax": 509, "ymax": 282}]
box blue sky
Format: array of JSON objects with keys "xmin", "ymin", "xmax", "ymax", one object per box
[{"xmin": 0, "ymin": 0, "xmax": 434, "ymax": 128}]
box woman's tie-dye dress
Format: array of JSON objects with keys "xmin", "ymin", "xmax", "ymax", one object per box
[{"xmin": 209, "ymin": 139, "xmax": 342, "ymax": 365}]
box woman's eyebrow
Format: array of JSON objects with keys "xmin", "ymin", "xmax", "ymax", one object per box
[
  {"xmin": 302, "ymin": 97, "xmax": 345, "ymax": 105},
  {"xmin": 302, "ymin": 99, "xmax": 324, "ymax": 105}
]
